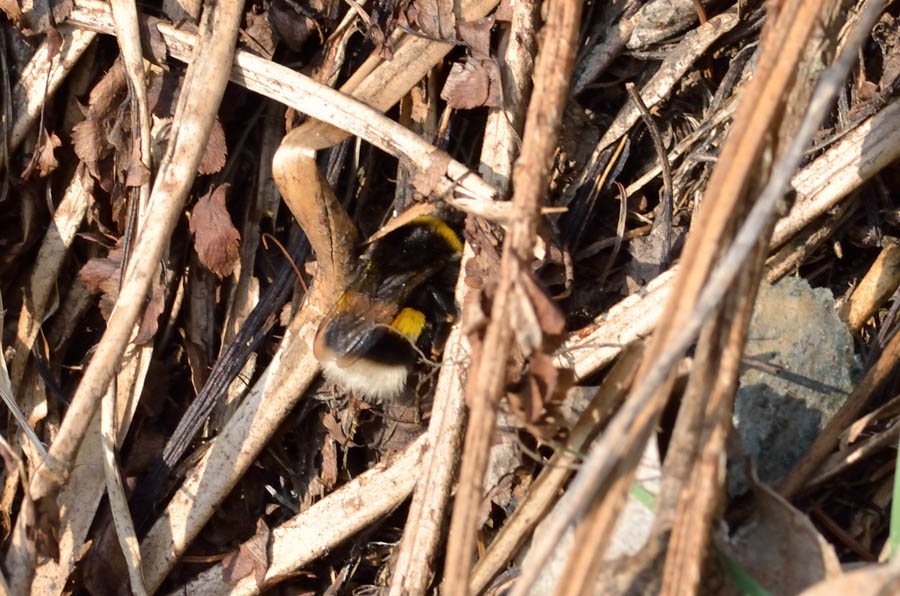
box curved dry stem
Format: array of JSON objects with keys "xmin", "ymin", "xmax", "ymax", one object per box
[{"xmin": 271, "ymin": 139, "xmax": 356, "ymax": 293}]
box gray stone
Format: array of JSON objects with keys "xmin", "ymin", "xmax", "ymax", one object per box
[{"xmin": 730, "ymin": 276, "xmax": 857, "ymax": 494}]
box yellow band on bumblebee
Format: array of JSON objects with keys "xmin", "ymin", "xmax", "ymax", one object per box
[
  {"xmin": 410, "ymin": 216, "xmax": 463, "ymax": 255},
  {"xmin": 391, "ymin": 307, "xmax": 426, "ymax": 340}
]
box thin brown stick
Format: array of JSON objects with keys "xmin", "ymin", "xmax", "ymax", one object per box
[
  {"xmin": 261, "ymin": 232, "xmax": 308, "ymax": 292},
  {"xmin": 442, "ymin": 0, "xmax": 583, "ymax": 593},
  {"xmin": 626, "ymin": 82, "xmax": 673, "ymax": 262}
]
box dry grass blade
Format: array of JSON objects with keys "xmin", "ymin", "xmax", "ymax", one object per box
[
  {"xmin": 773, "ymin": 95, "xmax": 900, "ymax": 248},
  {"xmin": 1, "ymin": 432, "xmax": 33, "ymax": 596},
  {"xmin": 10, "ymin": 166, "xmax": 93, "ymax": 392},
  {"xmin": 443, "ymin": 0, "xmax": 582, "ymax": 592},
  {"xmin": 390, "ymin": 0, "xmax": 538, "ymax": 592},
  {"xmin": 100, "ymin": 384, "xmax": 147, "ymax": 596}
]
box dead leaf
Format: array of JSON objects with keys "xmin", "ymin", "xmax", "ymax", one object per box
[
  {"xmin": 80, "ymin": 246, "xmax": 165, "ymax": 344},
  {"xmin": 79, "ymin": 248, "xmax": 122, "ymax": 319},
  {"xmin": 412, "ymin": 0, "xmax": 455, "ymax": 41},
  {"xmin": 518, "ymin": 269, "xmax": 566, "ymax": 338},
  {"xmin": 23, "ymin": 130, "xmax": 62, "ymax": 179},
  {"xmin": 411, "ymin": 149, "xmax": 452, "ymax": 196},
  {"xmin": 190, "ymin": 184, "xmax": 241, "ymax": 278},
  {"xmin": 320, "ymin": 410, "xmax": 350, "ymax": 446},
  {"xmin": 718, "ymin": 477, "xmax": 841, "ymax": 595},
  {"xmin": 268, "ymin": 0, "xmax": 319, "ymax": 51},
  {"xmin": 320, "ymin": 434, "xmax": 338, "ymax": 489},
  {"xmin": 369, "ymin": 0, "xmax": 399, "ymax": 58},
  {"xmin": 125, "ymin": 143, "xmax": 151, "ymax": 187},
  {"xmin": 134, "ymin": 268, "xmax": 165, "ymax": 344},
  {"xmin": 510, "ymin": 279, "xmax": 543, "ymax": 357},
  {"xmin": 507, "ymin": 352, "xmax": 574, "ymax": 432},
  {"xmin": 46, "ymin": 26, "xmax": 62, "ymax": 57},
  {"xmin": 198, "ymin": 118, "xmax": 228, "ymax": 175},
  {"xmin": 72, "ymin": 118, "xmax": 105, "ymax": 167},
  {"xmin": 458, "ymin": 16, "xmax": 494, "ymax": 59},
  {"xmin": 223, "ymin": 518, "xmax": 271, "ymax": 587},
  {"xmin": 148, "ymin": 69, "xmax": 180, "ymax": 117},
  {"xmin": 243, "ymin": 8, "xmax": 277, "ymax": 58},
  {"xmin": 0, "ymin": 0, "xmax": 21, "ymax": 23},
  {"xmin": 440, "ymin": 58, "xmax": 502, "ymax": 109},
  {"xmin": 52, "ymin": 0, "xmax": 72, "ymax": 23}
]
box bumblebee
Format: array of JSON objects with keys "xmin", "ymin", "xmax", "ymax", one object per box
[{"xmin": 313, "ymin": 216, "xmax": 463, "ymax": 401}]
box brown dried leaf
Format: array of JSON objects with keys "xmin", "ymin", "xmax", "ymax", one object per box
[
  {"xmin": 148, "ymin": 69, "xmax": 180, "ymax": 117},
  {"xmin": 46, "ymin": 25, "xmax": 62, "ymax": 57},
  {"xmin": 506, "ymin": 352, "xmax": 566, "ymax": 426},
  {"xmin": 23, "ymin": 130, "xmax": 62, "ymax": 179},
  {"xmin": 124, "ymin": 143, "xmax": 150, "ymax": 187},
  {"xmin": 80, "ymin": 247, "xmax": 164, "ymax": 344},
  {"xmin": 222, "ymin": 519, "xmax": 270, "ymax": 587},
  {"xmin": 320, "ymin": 434, "xmax": 338, "ymax": 489},
  {"xmin": 518, "ymin": 269, "xmax": 566, "ymax": 338},
  {"xmin": 89, "ymin": 61, "xmax": 127, "ymax": 114},
  {"xmin": 458, "ymin": 16, "xmax": 494, "ymax": 59},
  {"xmin": 190, "ymin": 184, "xmax": 240, "ymax": 277},
  {"xmin": 268, "ymin": 0, "xmax": 318, "ymax": 51},
  {"xmin": 33, "ymin": 494, "xmax": 59, "ymax": 559},
  {"xmin": 197, "ymin": 118, "xmax": 228, "ymax": 175},
  {"xmin": 320, "ymin": 410, "xmax": 350, "ymax": 445},
  {"xmin": 369, "ymin": 0, "xmax": 399, "ymax": 58},
  {"xmin": 17, "ymin": 0, "xmax": 69, "ymax": 34},
  {"xmin": 134, "ymin": 269, "xmax": 165, "ymax": 345},
  {"xmin": 412, "ymin": 0, "xmax": 455, "ymax": 41},
  {"xmin": 440, "ymin": 58, "xmax": 501, "ymax": 109},
  {"xmin": 79, "ymin": 249, "xmax": 121, "ymax": 319},
  {"xmin": 243, "ymin": 8, "xmax": 277, "ymax": 58},
  {"xmin": 71, "ymin": 117, "xmax": 105, "ymax": 165},
  {"xmin": 0, "ymin": 0, "xmax": 21, "ymax": 23},
  {"xmin": 139, "ymin": 16, "xmax": 168, "ymax": 63},
  {"xmin": 719, "ymin": 478, "xmax": 841, "ymax": 595}
]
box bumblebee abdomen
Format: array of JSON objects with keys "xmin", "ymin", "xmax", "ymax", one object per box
[{"xmin": 313, "ymin": 215, "xmax": 461, "ymax": 400}]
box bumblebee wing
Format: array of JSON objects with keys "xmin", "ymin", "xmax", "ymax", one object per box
[
  {"xmin": 314, "ymin": 313, "xmax": 386, "ymax": 367},
  {"xmin": 314, "ymin": 306, "xmax": 426, "ymax": 368}
]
